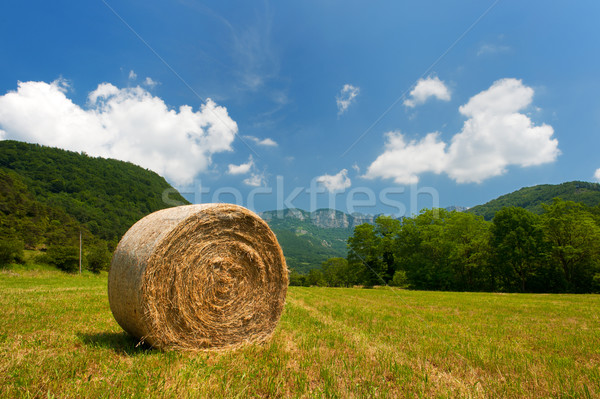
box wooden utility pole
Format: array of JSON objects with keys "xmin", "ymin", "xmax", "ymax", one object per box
[{"xmin": 79, "ymin": 230, "xmax": 82, "ymax": 274}]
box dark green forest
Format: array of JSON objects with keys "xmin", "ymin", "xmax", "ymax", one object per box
[
  {"xmin": 294, "ymin": 199, "xmax": 600, "ymax": 293},
  {"xmin": 0, "ymin": 141, "xmax": 187, "ymax": 272}
]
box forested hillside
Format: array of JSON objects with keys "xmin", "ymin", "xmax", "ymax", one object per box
[
  {"xmin": 468, "ymin": 181, "xmax": 600, "ymax": 220},
  {"xmin": 0, "ymin": 168, "xmax": 88, "ymax": 248},
  {"xmin": 0, "ymin": 141, "xmax": 188, "ymax": 271},
  {"xmin": 0, "ymin": 141, "xmax": 188, "ymax": 240}
]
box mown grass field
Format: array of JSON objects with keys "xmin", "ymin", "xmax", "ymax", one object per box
[{"xmin": 1, "ymin": 267, "xmax": 599, "ymax": 398}]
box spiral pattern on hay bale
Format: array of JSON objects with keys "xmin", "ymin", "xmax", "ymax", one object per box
[{"xmin": 108, "ymin": 204, "xmax": 288, "ymax": 350}]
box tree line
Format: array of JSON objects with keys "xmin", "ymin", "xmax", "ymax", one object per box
[{"xmin": 290, "ymin": 198, "xmax": 600, "ymax": 293}]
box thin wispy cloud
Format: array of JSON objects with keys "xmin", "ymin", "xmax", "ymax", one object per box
[
  {"xmin": 199, "ymin": 2, "xmax": 279, "ymax": 93},
  {"xmin": 336, "ymin": 84, "xmax": 360, "ymax": 115},
  {"xmin": 403, "ymin": 76, "xmax": 450, "ymax": 108},
  {"xmin": 143, "ymin": 77, "xmax": 158, "ymax": 88},
  {"xmin": 128, "ymin": 70, "xmax": 137, "ymax": 80},
  {"xmin": 243, "ymin": 135, "xmax": 278, "ymax": 147},
  {"xmin": 477, "ymin": 43, "xmax": 511, "ymax": 56}
]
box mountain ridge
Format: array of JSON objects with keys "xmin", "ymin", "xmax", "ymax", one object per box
[
  {"xmin": 260, "ymin": 208, "xmax": 378, "ymax": 229},
  {"xmin": 467, "ymin": 181, "xmax": 600, "ymax": 220}
]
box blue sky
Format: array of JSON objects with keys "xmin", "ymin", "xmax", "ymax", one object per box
[{"xmin": 1, "ymin": 1, "xmax": 599, "ymax": 216}]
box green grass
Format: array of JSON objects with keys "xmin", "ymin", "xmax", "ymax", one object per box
[{"xmin": 1, "ymin": 267, "xmax": 599, "ymax": 398}]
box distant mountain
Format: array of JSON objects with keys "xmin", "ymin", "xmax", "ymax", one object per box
[
  {"xmin": 260, "ymin": 208, "xmax": 380, "ymax": 273},
  {"xmin": 0, "ymin": 140, "xmax": 188, "ymax": 248},
  {"xmin": 467, "ymin": 181, "xmax": 600, "ymax": 220},
  {"xmin": 260, "ymin": 208, "xmax": 377, "ymax": 229}
]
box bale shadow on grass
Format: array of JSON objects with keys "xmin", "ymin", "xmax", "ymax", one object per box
[{"xmin": 77, "ymin": 331, "xmax": 155, "ymax": 356}]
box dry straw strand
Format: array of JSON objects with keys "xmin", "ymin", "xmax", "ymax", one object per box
[{"xmin": 108, "ymin": 204, "xmax": 288, "ymax": 350}]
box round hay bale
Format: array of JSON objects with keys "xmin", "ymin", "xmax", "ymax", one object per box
[{"xmin": 108, "ymin": 203, "xmax": 288, "ymax": 351}]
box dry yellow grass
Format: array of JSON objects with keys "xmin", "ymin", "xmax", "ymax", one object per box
[{"xmin": 1, "ymin": 268, "xmax": 599, "ymax": 398}]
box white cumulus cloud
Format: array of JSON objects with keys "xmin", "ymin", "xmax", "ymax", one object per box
[
  {"xmin": 366, "ymin": 78, "xmax": 559, "ymax": 184},
  {"xmin": 0, "ymin": 79, "xmax": 238, "ymax": 186},
  {"xmin": 446, "ymin": 78, "xmax": 558, "ymax": 183},
  {"xmin": 364, "ymin": 132, "xmax": 447, "ymax": 184},
  {"xmin": 594, "ymin": 169, "xmax": 600, "ymax": 182},
  {"xmin": 336, "ymin": 84, "xmax": 360, "ymax": 115},
  {"xmin": 316, "ymin": 169, "xmax": 352, "ymax": 192},
  {"xmin": 243, "ymin": 135, "xmax": 278, "ymax": 147},
  {"xmin": 403, "ymin": 76, "xmax": 451, "ymax": 108},
  {"xmin": 227, "ymin": 156, "xmax": 254, "ymax": 175}
]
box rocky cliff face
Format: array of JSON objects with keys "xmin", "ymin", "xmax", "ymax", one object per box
[
  {"xmin": 311, "ymin": 209, "xmax": 351, "ymax": 228},
  {"xmin": 260, "ymin": 208, "xmax": 377, "ymax": 229}
]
